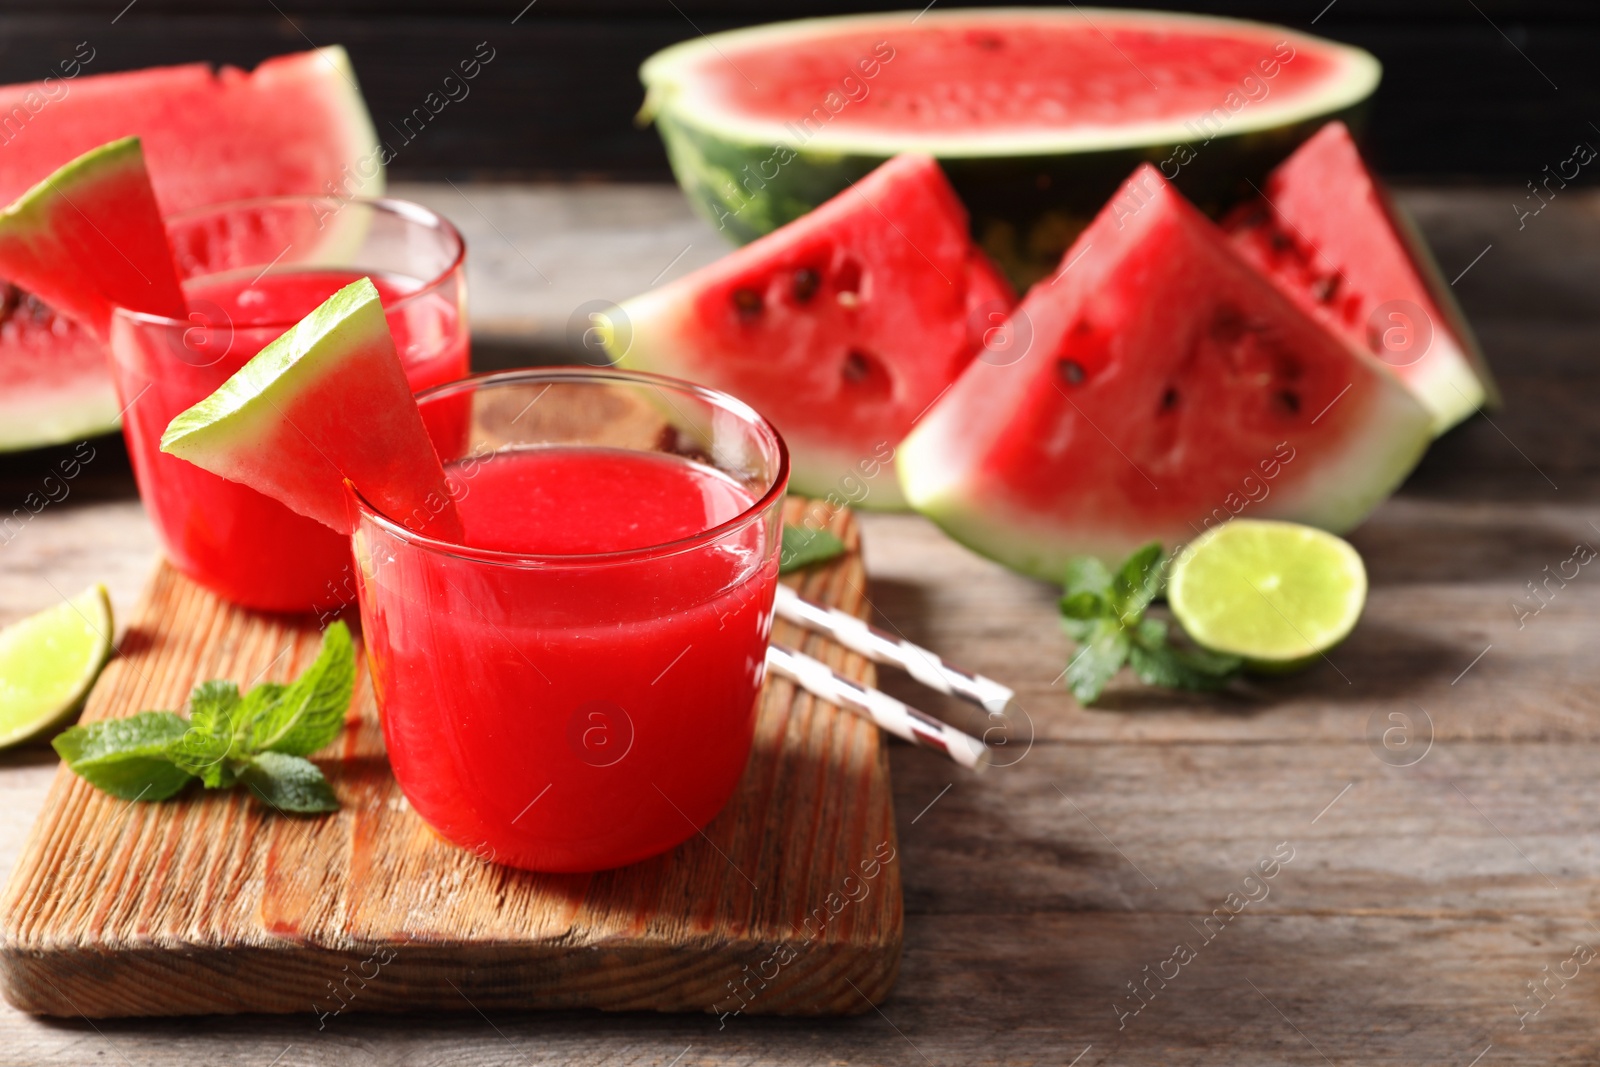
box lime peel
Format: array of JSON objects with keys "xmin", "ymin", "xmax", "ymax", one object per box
[{"xmin": 0, "ymin": 584, "xmax": 114, "ymax": 748}]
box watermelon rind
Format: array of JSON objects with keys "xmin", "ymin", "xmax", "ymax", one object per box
[
  {"xmin": 1384, "ymin": 196, "xmax": 1502, "ymax": 429},
  {"xmin": 0, "ymin": 45, "xmax": 385, "ymax": 454},
  {"xmin": 898, "ymin": 368, "xmax": 1431, "ymax": 581},
  {"xmin": 0, "ymin": 382, "xmax": 119, "ymax": 453},
  {"xmin": 641, "ymin": 9, "xmax": 1381, "ymax": 285},
  {"xmin": 895, "ymin": 163, "xmax": 1434, "ymax": 581},
  {"xmin": 302, "ymin": 46, "xmax": 386, "ymax": 201},
  {"xmin": 161, "ymin": 277, "xmax": 458, "ymax": 540},
  {"xmin": 0, "ymin": 137, "xmax": 186, "ymax": 338}
]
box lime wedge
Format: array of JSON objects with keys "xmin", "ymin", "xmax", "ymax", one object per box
[
  {"xmin": 1167, "ymin": 520, "xmax": 1366, "ymax": 673},
  {"xmin": 0, "ymin": 585, "xmax": 114, "ymax": 748}
]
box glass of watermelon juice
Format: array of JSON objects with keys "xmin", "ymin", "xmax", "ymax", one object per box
[
  {"xmin": 349, "ymin": 368, "xmax": 789, "ymax": 872},
  {"xmin": 108, "ymin": 196, "xmax": 468, "ymax": 613}
]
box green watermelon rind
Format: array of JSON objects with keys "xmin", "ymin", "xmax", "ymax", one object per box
[
  {"xmin": 0, "ymin": 136, "xmax": 142, "ymax": 239},
  {"xmin": 898, "ymin": 370, "xmax": 1432, "ymax": 582},
  {"xmin": 160, "ymin": 277, "xmax": 390, "ymax": 533},
  {"xmin": 0, "ymin": 139, "xmax": 155, "ymax": 452},
  {"xmin": 0, "ymin": 383, "xmax": 120, "ymax": 452},
  {"xmin": 1383, "ymin": 194, "xmax": 1503, "ymax": 428},
  {"xmin": 642, "ymin": 9, "xmax": 1381, "ymax": 284},
  {"xmin": 0, "ymin": 45, "xmax": 385, "ymax": 455},
  {"xmin": 308, "ymin": 46, "xmax": 386, "ymax": 200}
]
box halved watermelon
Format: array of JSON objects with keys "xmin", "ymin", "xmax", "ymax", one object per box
[
  {"xmin": 0, "ymin": 138, "xmax": 184, "ymax": 338},
  {"xmin": 0, "ymin": 47, "xmax": 383, "ymax": 453},
  {"xmin": 641, "ymin": 10, "xmax": 1380, "ymax": 285},
  {"xmin": 1224, "ymin": 121, "xmax": 1497, "ymax": 434},
  {"xmin": 160, "ymin": 277, "xmax": 462, "ymax": 542},
  {"xmin": 897, "ymin": 164, "xmax": 1433, "ymax": 580},
  {"xmin": 605, "ymin": 153, "xmax": 1013, "ymax": 509}
]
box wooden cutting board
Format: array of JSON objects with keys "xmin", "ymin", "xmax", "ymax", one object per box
[{"xmin": 0, "ymin": 500, "xmax": 901, "ymax": 1019}]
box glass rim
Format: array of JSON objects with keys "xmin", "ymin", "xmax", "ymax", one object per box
[
  {"xmin": 109, "ymin": 194, "xmax": 467, "ymax": 331},
  {"xmin": 349, "ymin": 367, "xmax": 791, "ymax": 569}
]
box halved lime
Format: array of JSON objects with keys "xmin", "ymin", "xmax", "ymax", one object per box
[
  {"xmin": 1167, "ymin": 520, "xmax": 1366, "ymax": 673},
  {"xmin": 0, "ymin": 585, "xmax": 114, "ymax": 748}
]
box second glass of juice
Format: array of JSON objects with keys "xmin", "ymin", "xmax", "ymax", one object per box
[
  {"xmin": 108, "ymin": 197, "xmax": 468, "ymax": 613},
  {"xmin": 351, "ymin": 369, "xmax": 790, "ymax": 872}
]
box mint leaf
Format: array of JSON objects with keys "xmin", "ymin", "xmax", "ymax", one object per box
[
  {"xmin": 52, "ymin": 711, "xmax": 195, "ymax": 801},
  {"xmin": 1059, "ymin": 544, "xmax": 1238, "ymax": 704},
  {"xmin": 55, "ymin": 625, "xmax": 354, "ymax": 814},
  {"xmin": 1111, "ymin": 542, "xmax": 1165, "ymax": 622},
  {"xmin": 1063, "ymin": 555, "xmax": 1114, "ymax": 598},
  {"xmin": 170, "ymin": 680, "xmax": 242, "ymax": 787},
  {"xmin": 238, "ymin": 752, "xmax": 339, "ymax": 814},
  {"xmin": 1066, "ymin": 617, "xmax": 1130, "ymax": 704},
  {"xmin": 780, "ymin": 525, "xmax": 846, "ymax": 573},
  {"xmin": 1129, "ymin": 618, "xmax": 1241, "ymax": 692},
  {"xmin": 246, "ymin": 622, "xmax": 355, "ymax": 756},
  {"xmin": 1059, "ymin": 590, "xmax": 1108, "ymax": 622},
  {"xmin": 239, "ymin": 681, "xmax": 286, "ymax": 726}
]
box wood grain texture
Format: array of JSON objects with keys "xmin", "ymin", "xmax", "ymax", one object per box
[
  {"xmin": 0, "ymin": 500, "xmax": 902, "ymax": 1020},
  {"xmin": 1, "ymin": 184, "xmax": 1599, "ymax": 1063}
]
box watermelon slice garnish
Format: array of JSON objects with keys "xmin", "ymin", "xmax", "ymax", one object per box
[
  {"xmin": 160, "ymin": 277, "xmax": 463, "ymax": 542},
  {"xmin": 0, "ymin": 47, "xmax": 383, "ymax": 453},
  {"xmin": 606, "ymin": 153, "xmax": 1014, "ymax": 509},
  {"xmin": 897, "ymin": 164, "xmax": 1434, "ymax": 581},
  {"xmin": 0, "ymin": 137, "xmax": 185, "ymax": 340},
  {"xmin": 1224, "ymin": 122, "xmax": 1498, "ymax": 434}
]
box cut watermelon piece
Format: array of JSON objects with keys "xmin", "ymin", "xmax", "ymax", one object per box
[
  {"xmin": 897, "ymin": 164, "xmax": 1433, "ymax": 580},
  {"xmin": 606, "ymin": 154, "xmax": 1014, "ymax": 509},
  {"xmin": 1224, "ymin": 122, "xmax": 1497, "ymax": 434},
  {"xmin": 0, "ymin": 47, "xmax": 383, "ymax": 453},
  {"xmin": 641, "ymin": 10, "xmax": 1380, "ymax": 285},
  {"xmin": 161, "ymin": 277, "xmax": 462, "ymax": 542},
  {"xmin": 0, "ymin": 138, "xmax": 185, "ymax": 339}
]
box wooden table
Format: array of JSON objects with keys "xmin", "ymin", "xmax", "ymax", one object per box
[{"xmin": 2, "ymin": 181, "xmax": 1597, "ymax": 1065}]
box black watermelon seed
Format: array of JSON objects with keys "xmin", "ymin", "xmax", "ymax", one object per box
[
  {"xmin": 792, "ymin": 268, "xmax": 820, "ymax": 303},
  {"xmin": 732, "ymin": 287, "xmax": 763, "ymax": 318}
]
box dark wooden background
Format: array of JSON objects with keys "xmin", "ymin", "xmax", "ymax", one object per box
[{"xmin": 0, "ymin": 1, "xmax": 1593, "ymax": 182}]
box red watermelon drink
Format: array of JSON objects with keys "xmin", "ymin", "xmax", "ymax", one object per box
[
  {"xmin": 163, "ymin": 310, "xmax": 790, "ymax": 869},
  {"xmin": 108, "ymin": 197, "xmax": 467, "ymax": 612},
  {"xmin": 354, "ymin": 370, "xmax": 789, "ymax": 870}
]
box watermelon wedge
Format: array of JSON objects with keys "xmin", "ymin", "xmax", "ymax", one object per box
[
  {"xmin": 0, "ymin": 138, "xmax": 184, "ymax": 339},
  {"xmin": 641, "ymin": 10, "xmax": 1380, "ymax": 285},
  {"xmin": 897, "ymin": 164, "xmax": 1433, "ymax": 580},
  {"xmin": 605, "ymin": 153, "xmax": 1014, "ymax": 509},
  {"xmin": 160, "ymin": 277, "xmax": 462, "ymax": 542},
  {"xmin": 1224, "ymin": 121, "xmax": 1497, "ymax": 434},
  {"xmin": 0, "ymin": 47, "xmax": 382, "ymax": 453}
]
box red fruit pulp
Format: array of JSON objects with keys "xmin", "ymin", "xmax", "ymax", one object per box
[
  {"xmin": 692, "ymin": 18, "xmax": 1339, "ymax": 136},
  {"xmin": 112, "ymin": 268, "xmax": 467, "ymax": 612},
  {"xmin": 359, "ymin": 447, "xmax": 778, "ymax": 872}
]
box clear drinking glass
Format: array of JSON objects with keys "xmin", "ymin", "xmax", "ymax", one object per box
[
  {"xmin": 108, "ymin": 196, "xmax": 468, "ymax": 613},
  {"xmin": 351, "ymin": 368, "xmax": 790, "ymax": 872}
]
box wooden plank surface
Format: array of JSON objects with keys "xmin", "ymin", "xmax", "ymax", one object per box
[
  {"xmin": 0, "ymin": 182, "xmax": 1597, "ymax": 1063},
  {"xmin": 0, "ymin": 499, "xmax": 900, "ymax": 1019}
]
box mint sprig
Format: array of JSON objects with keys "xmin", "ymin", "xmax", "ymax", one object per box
[
  {"xmin": 1059, "ymin": 544, "xmax": 1240, "ymax": 704},
  {"xmin": 779, "ymin": 523, "xmax": 846, "ymax": 573},
  {"xmin": 53, "ymin": 622, "xmax": 355, "ymax": 813}
]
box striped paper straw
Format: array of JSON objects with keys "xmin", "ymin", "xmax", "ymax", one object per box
[
  {"xmin": 774, "ymin": 584, "xmax": 1016, "ymax": 718},
  {"xmin": 765, "ymin": 642, "xmax": 990, "ymax": 771}
]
